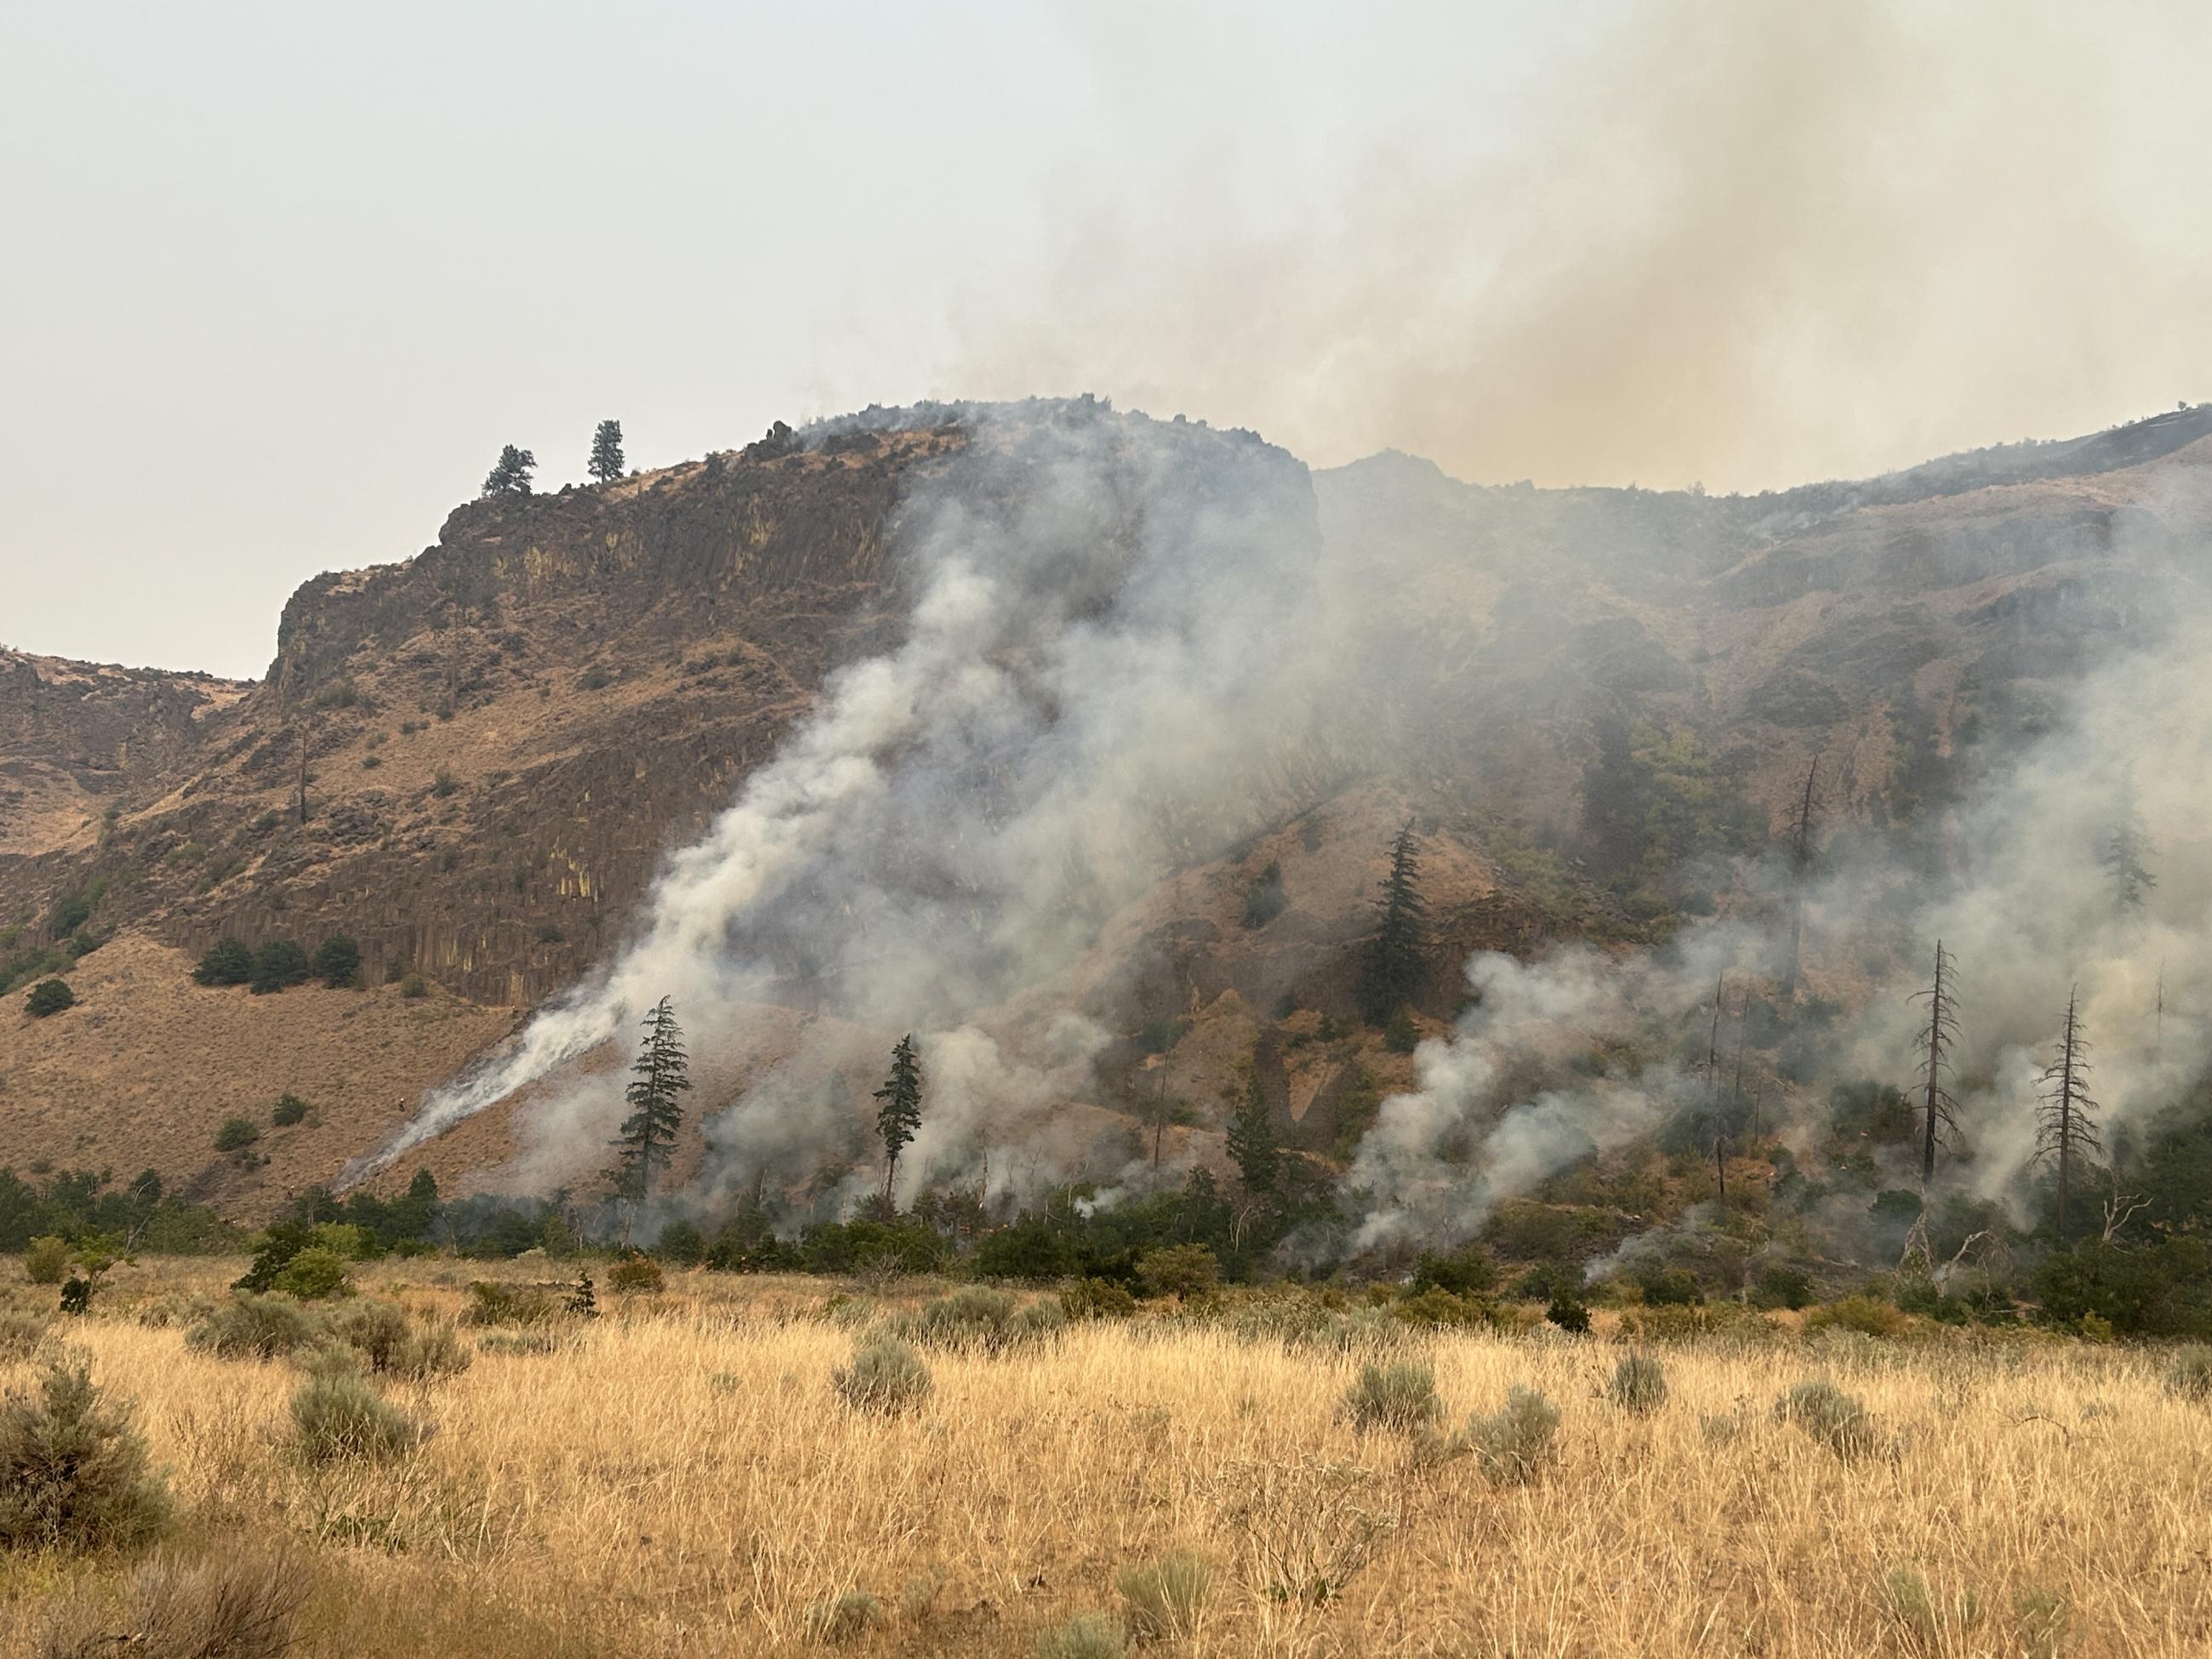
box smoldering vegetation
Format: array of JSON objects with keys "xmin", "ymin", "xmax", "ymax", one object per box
[{"xmin": 341, "ymin": 391, "xmax": 2212, "ymax": 1314}]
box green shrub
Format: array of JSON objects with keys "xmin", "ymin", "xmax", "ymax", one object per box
[
  {"xmin": 1037, "ymin": 1612, "xmax": 1128, "ymax": 1659},
  {"xmin": 833, "ymin": 1336, "xmax": 932, "ymax": 1415},
  {"xmin": 1804, "ymin": 1295, "xmax": 1907, "ymax": 1338},
  {"xmin": 248, "ymin": 940, "xmax": 311, "ymax": 995},
  {"xmin": 1752, "ymin": 1264, "xmax": 1815, "ymax": 1310},
  {"xmin": 896, "ymin": 1287, "xmax": 1065, "ymax": 1354},
  {"xmin": 134, "ymin": 1292, "xmax": 218, "ymax": 1331},
  {"xmin": 2164, "ymin": 1345, "xmax": 2212, "ymax": 1402},
  {"xmin": 461, "ymin": 1281, "xmax": 558, "ymax": 1326},
  {"xmin": 1615, "ymin": 1300, "xmax": 1782, "ymax": 1347},
  {"xmin": 1636, "ymin": 1266, "xmax": 1702, "ymax": 1307},
  {"xmin": 1382, "ymin": 1009, "xmax": 1419, "ymax": 1052},
  {"xmin": 1115, "ymin": 1553, "xmax": 1208, "ymax": 1643},
  {"xmin": 1134, "ymin": 1244, "xmax": 1218, "ymax": 1300},
  {"xmin": 271, "ymin": 1092, "xmax": 310, "ymax": 1126},
  {"xmin": 1466, "ymin": 1386, "xmax": 1561, "ymax": 1485},
  {"xmin": 1776, "ymin": 1378, "xmax": 1884, "ymax": 1457},
  {"xmin": 1546, "ymin": 1297, "xmax": 1592, "ymax": 1333},
  {"xmin": 289, "ymin": 1373, "xmax": 421, "ymax": 1463},
  {"xmin": 1342, "ymin": 1360, "xmax": 1443, "ymax": 1434},
  {"xmin": 271, "ymin": 1247, "xmax": 351, "ymax": 1300},
  {"xmin": 327, "ymin": 1299, "xmax": 411, "ymax": 1371},
  {"xmin": 804, "ymin": 1590, "xmax": 885, "ymax": 1645},
  {"xmin": 399, "ymin": 974, "xmax": 429, "ymax": 1000},
  {"xmin": 1060, "ymin": 1278, "xmax": 1137, "ymax": 1321},
  {"xmin": 214, "ymin": 1116, "xmax": 262, "ymax": 1153},
  {"xmin": 311, "ymin": 934, "xmax": 362, "ymax": 989},
  {"xmin": 192, "ymin": 937, "xmax": 254, "ymax": 986},
  {"xmin": 607, "ymin": 1254, "xmax": 664, "ymax": 1295},
  {"xmin": 0, "ymin": 1360, "xmax": 172, "ymax": 1549},
  {"xmin": 188, "ymin": 1295, "xmax": 324, "ymax": 1360},
  {"xmin": 653, "ymin": 1223, "xmax": 706, "ymax": 1267},
  {"xmin": 1240, "ymin": 862, "xmax": 1287, "ymax": 930},
  {"xmin": 25, "ymin": 978, "xmax": 75, "ymax": 1018},
  {"xmin": 47, "ymin": 890, "xmax": 95, "ymax": 936},
  {"xmin": 1608, "ymin": 1354, "xmax": 1668, "ymax": 1416},
  {"xmin": 1411, "ymin": 1245, "xmax": 1497, "ymax": 1297},
  {"xmin": 25, "ymin": 1235, "xmax": 70, "ymax": 1286}
]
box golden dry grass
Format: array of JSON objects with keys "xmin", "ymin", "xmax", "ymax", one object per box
[{"xmin": 2, "ymin": 1262, "xmax": 2208, "ymax": 1657}]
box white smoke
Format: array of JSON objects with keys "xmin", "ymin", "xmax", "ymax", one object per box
[
  {"xmin": 344, "ymin": 396, "xmax": 2212, "ymax": 1266},
  {"xmin": 1342, "ymin": 597, "xmax": 2212, "ymax": 1247},
  {"xmin": 346, "ymin": 403, "xmax": 1326, "ymax": 1191}
]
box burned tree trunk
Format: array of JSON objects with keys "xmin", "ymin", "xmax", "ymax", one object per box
[
  {"xmin": 1910, "ymin": 940, "xmax": 1959, "ymax": 1191},
  {"xmin": 2034, "ymin": 987, "xmax": 2102, "ymax": 1234}
]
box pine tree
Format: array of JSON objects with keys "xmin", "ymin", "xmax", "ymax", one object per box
[
  {"xmin": 610, "ymin": 997, "xmax": 690, "ymax": 1213},
  {"xmin": 1225, "ymin": 1072, "xmax": 1280, "ymax": 1198},
  {"xmin": 311, "ymin": 933, "xmax": 361, "ymax": 989},
  {"xmin": 482, "ymin": 443, "xmax": 536, "ymax": 497},
  {"xmin": 2101, "ymin": 777, "xmax": 2155, "ymax": 916},
  {"xmin": 192, "ymin": 938, "xmax": 253, "ymax": 987},
  {"xmin": 1909, "ymin": 940, "xmax": 1961, "ymax": 1190},
  {"xmin": 1357, "ymin": 821, "xmax": 1428, "ymax": 1024},
  {"xmin": 588, "ymin": 419, "xmax": 625, "ymax": 483},
  {"xmin": 2033, "ymin": 986, "xmax": 2102, "ymax": 1234},
  {"xmin": 873, "ymin": 1035, "xmax": 923, "ymax": 1206},
  {"xmin": 565, "ymin": 1267, "xmax": 598, "ymax": 1318}
]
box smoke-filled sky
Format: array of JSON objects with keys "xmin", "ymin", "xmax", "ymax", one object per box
[{"xmin": 5, "ymin": 0, "xmax": 2209, "ymax": 676}]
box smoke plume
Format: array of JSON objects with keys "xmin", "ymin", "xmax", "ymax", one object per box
[{"xmin": 350, "ymin": 402, "xmax": 1331, "ymax": 1196}]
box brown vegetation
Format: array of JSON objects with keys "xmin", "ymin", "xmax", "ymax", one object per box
[{"xmin": 0, "ymin": 1259, "xmax": 2207, "ymax": 1656}]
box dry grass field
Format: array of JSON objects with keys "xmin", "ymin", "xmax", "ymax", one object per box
[{"xmin": 2, "ymin": 1260, "xmax": 2208, "ymax": 1658}]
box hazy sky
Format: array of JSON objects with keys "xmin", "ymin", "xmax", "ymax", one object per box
[{"xmin": 6, "ymin": 1, "xmax": 2209, "ymax": 678}]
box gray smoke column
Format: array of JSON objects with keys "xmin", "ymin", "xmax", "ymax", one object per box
[{"xmin": 345, "ymin": 402, "xmax": 1325, "ymax": 1190}]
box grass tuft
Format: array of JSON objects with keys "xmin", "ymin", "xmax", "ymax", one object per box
[
  {"xmin": 1466, "ymin": 1385, "xmax": 1562, "ymax": 1485},
  {"xmin": 1776, "ymin": 1377, "xmax": 1885, "ymax": 1458},
  {"xmin": 1115, "ymin": 1552, "xmax": 1208, "ymax": 1643},
  {"xmin": 1608, "ymin": 1353, "xmax": 1668, "ymax": 1416},
  {"xmin": 1342, "ymin": 1360, "xmax": 1442, "ymax": 1434},
  {"xmin": 2163, "ymin": 1344, "xmax": 2212, "ymax": 1402},
  {"xmin": 289, "ymin": 1372, "xmax": 423, "ymax": 1463},
  {"xmin": 187, "ymin": 1295, "xmax": 324, "ymax": 1360},
  {"xmin": 1036, "ymin": 1612, "xmax": 1127, "ymax": 1659},
  {"xmin": 39, "ymin": 1549, "xmax": 311, "ymax": 1659},
  {"xmin": 833, "ymin": 1336, "xmax": 932, "ymax": 1415}
]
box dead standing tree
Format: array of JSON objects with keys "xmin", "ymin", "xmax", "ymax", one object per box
[
  {"xmin": 2033, "ymin": 986, "xmax": 2102, "ymax": 1235},
  {"xmin": 1704, "ymin": 974, "xmax": 1728, "ymax": 1202},
  {"xmin": 1780, "ymin": 759, "xmax": 1821, "ymax": 998},
  {"xmin": 1908, "ymin": 940, "xmax": 1961, "ymax": 1193}
]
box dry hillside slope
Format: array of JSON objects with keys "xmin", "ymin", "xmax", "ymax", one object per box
[{"xmin": 5, "ymin": 401, "xmax": 2211, "ymax": 1216}]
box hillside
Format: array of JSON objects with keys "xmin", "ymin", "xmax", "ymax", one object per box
[{"xmin": 3, "ymin": 401, "xmax": 2210, "ymax": 1220}]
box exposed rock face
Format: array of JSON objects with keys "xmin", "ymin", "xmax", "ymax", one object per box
[
  {"xmin": 3, "ymin": 425, "xmax": 966, "ymax": 1008},
  {"xmin": 4, "ymin": 399, "xmax": 2211, "ymax": 1211},
  {"xmin": 0, "ymin": 650, "xmax": 246, "ymax": 860}
]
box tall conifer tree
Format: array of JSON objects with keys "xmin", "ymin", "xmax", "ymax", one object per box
[
  {"xmin": 873, "ymin": 1035, "xmax": 923, "ymax": 1205},
  {"xmin": 588, "ymin": 419, "xmax": 625, "ymax": 483},
  {"xmin": 1358, "ymin": 821, "xmax": 1428, "ymax": 1024},
  {"xmin": 610, "ymin": 996, "xmax": 690, "ymax": 1213}
]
